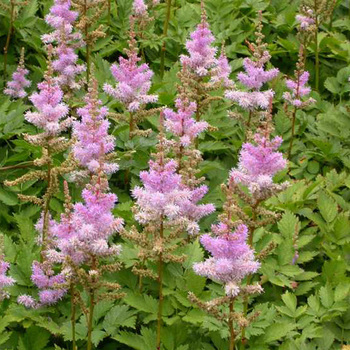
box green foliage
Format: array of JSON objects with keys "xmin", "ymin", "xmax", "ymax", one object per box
[{"xmin": 0, "ymin": 0, "xmax": 349, "ymax": 349}]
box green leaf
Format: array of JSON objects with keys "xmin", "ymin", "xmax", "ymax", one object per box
[
  {"xmin": 91, "ymin": 329, "xmax": 106, "ymax": 347},
  {"xmin": 282, "ymin": 292, "xmax": 297, "ymax": 312},
  {"xmin": 262, "ymin": 322, "xmax": 297, "ymax": 343},
  {"xmin": 334, "ymin": 283, "xmax": 350, "ymax": 302},
  {"xmin": 103, "ymin": 305, "xmax": 137, "ymax": 336},
  {"xmin": 319, "ymin": 284, "xmax": 334, "ymax": 308},
  {"xmin": 182, "ymin": 239, "xmax": 204, "ymax": 269},
  {"xmin": 317, "ymin": 191, "xmax": 338, "ymax": 223},
  {"xmin": 124, "ymin": 292, "xmax": 158, "ymax": 314},
  {"xmin": 184, "ymin": 270, "xmax": 206, "ymax": 295},
  {"xmin": 324, "ymin": 77, "xmax": 341, "ymax": 94},
  {"xmin": 18, "ymin": 326, "xmax": 50, "ymax": 350},
  {"xmin": 0, "ymin": 187, "xmax": 18, "ymax": 206}
]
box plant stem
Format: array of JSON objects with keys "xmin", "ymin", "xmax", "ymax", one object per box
[
  {"xmin": 87, "ymin": 290, "xmax": 95, "ymax": 350},
  {"xmin": 159, "ymin": 0, "xmax": 172, "ymax": 78},
  {"xmin": 287, "ymin": 107, "xmax": 297, "ymax": 160},
  {"xmin": 156, "ymin": 219, "xmax": 164, "ymax": 350},
  {"xmin": 240, "ymin": 204, "xmax": 258, "ymax": 349},
  {"xmin": 71, "ymin": 285, "xmax": 77, "ymax": 350},
  {"xmin": 229, "ymin": 299, "xmax": 235, "ymax": 350},
  {"xmin": 84, "ymin": 0, "xmax": 90, "ymax": 84},
  {"xmin": 0, "ymin": 161, "xmax": 34, "ymax": 171},
  {"xmin": 314, "ymin": 0, "xmax": 319, "ymax": 91},
  {"xmin": 4, "ymin": 0, "xmax": 15, "ymax": 80},
  {"xmin": 129, "ymin": 112, "xmax": 134, "ymax": 139},
  {"xmin": 107, "ymin": 0, "xmax": 111, "ymax": 27},
  {"xmin": 42, "ymin": 147, "xmax": 52, "ymax": 250},
  {"xmin": 87, "ymin": 258, "xmax": 96, "ymax": 350}
]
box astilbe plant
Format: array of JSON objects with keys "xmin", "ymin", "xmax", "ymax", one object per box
[
  {"xmin": 228, "ymin": 109, "xmax": 289, "ymax": 348},
  {"xmin": 104, "ymin": 20, "xmax": 159, "ymax": 139},
  {"xmin": 18, "ymin": 79, "xmax": 124, "ymax": 350},
  {"xmin": 41, "ymin": 0, "xmax": 85, "ymax": 92},
  {"xmin": 163, "ymin": 97, "xmax": 215, "ymax": 236},
  {"xmin": 178, "ymin": 2, "xmax": 233, "ymax": 125},
  {"xmin": 283, "ymin": 45, "xmax": 315, "ymax": 160},
  {"xmin": 72, "ymin": 0, "xmax": 107, "ymax": 83},
  {"xmin": 4, "ymin": 47, "xmax": 31, "ymax": 99},
  {"xmin": 190, "ymin": 186, "xmax": 262, "ymax": 350},
  {"xmin": 5, "ymin": 46, "xmax": 76, "ymax": 251},
  {"xmin": 120, "ymin": 114, "xmax": 214, "ymax": 349},
  {"xmin": 225, "ymin": 13, "xmax": 279, "ymax": 133},
  {"xmin": 298, "ymin": 0, "xmax": 337, "ymax": 91}
]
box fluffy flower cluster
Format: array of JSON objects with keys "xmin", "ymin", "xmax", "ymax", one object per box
[
  {"xmin": 18, "ymin": 262, "xmax": 67, "ymax": 308},
  {"xmin": 132, "ymin": 0, "xmax": 147, "ymax": 15},
  {"xmin": 4, "ymin": 55, "xmax": 31, "ymax": 98},
  {"xmin": 25, "ymin": 75, "xmax": 70, "ymax": 135},
  {"xmin": 163, "ymin": 98, "xmax": 208, "ymax": 147},
  {"xmin": 103, "ymin": 37, "xmax": 158, "ymax": 112},
  {"xmin": 225, "ymin": 52, "xmax": 279, "ymax": 110},
  {"xmin": 73, "ymin": 91, "xmax": 117, "ymax": 174},
  {"xmin": 133, "ymin": 158, "xmax": 214, "ymax": 235},
  {"xmin": 0, "ymin": 260, "xmax": 15, "ymax": 301},
  {"xmin": 210, "ymin": 49, "xmax": 234, "ymax": 88},
  {"xmin": 230, "ymin": 134, "xmax": 287, "ymax": 196},
  {"xmin": 180, "ymin": 11, "xmax": 217, "ymax": 77},
  {"xmin": 225, "ymin": 90, "xmax": 274, "ymax": 110},
  {"xmin": 283, "ymin": 71, "xmax": 315, "ymax": 107},
  {"xmin": 42, "ymin": 0, "xmax": 85, "ymax": 89},
  {"xmin": 46, "ymin": 185, "xmax": 123, "ymax": 265},
  {"xmin": 296, "ymin": 10, "xmax": 315, "ymax": 30},
  {"xmin": 193, "ymin": 224, "xmax": 260, "ymax": 296},
  {"xmin": 237, "ymin": 58, "xmax": 279, "ymax": 90}
]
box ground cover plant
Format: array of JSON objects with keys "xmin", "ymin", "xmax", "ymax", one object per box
[{"xmin": 0, "ymin": 0, "xmax": 349, "ymax": 349}]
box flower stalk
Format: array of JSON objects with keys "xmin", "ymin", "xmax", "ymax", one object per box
[
  {"xmin": 159, "ymin": 0, "xmax": 172, "ymax": 78},
  {"xmin": 3, "ymin": 0, "xmax": 15, "ymax": 80}
]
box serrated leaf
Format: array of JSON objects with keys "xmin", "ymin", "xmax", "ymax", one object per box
[
  {"xmin": 334, "ymin": 283, "xmax": 350, "ymax": 302},
  {"xmin": 262, "ymin": 322, "xmax": 297, "ymax": 343},
  {"xmin": 124, "ymin": 292, "xmax": 158, "ymax": 314},
  {"xmin": 18, "ymin": 326, "xmax": 50, "ymax": 350},
  {"xmin": 282, "ymin": 292, "xmax": 297, "ymax": 312},
  {"xmin": 317, "ymin": 191, "xmax": 338, "ymax": 223},
  {"xmin": 320, "ymin": 284, "xmax": 334, "ymax": 308},
  {"xmin": 103, "ymin": 305, "xmax": 137, "ymax": 336},
  {"xmin": 91, "ymin": 329, "xmax": 106, "ymax": 347},
  {"xmin": 0, "ymin": 187, "xmax": 18, "ymax": 206}
]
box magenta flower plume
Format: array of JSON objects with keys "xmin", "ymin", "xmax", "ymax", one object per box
[
  {"xmin": 225, "ymin": 51, "xmax": 279, "ymax": 110},
  {"xmin": 132, "ymin": 0, "xmax": 147, "ymax": 15},
  {"xmin": 25, "ymin": 67, "xmax": 70, "ymax": 135},
  {"xmin": 42, "ymin": 0, "xmax": 85, "ymax": 89},
  {"xmin": 18, "ymin": 261, "xmax": 67, "ymax": 308},
  {"xmin": 211, "ymin": 48, "xmax": 234, "ymax": 88},
  {"xmin": 132, "ymin": 159, "xmax": 190, "ymax": 223},
  {"xmin": 47, "ymin": 184, "xmax": 124, "ymax": 265},
  {"xmin": 51, "ymin": 81, "xmax": 123, "ymax": 264},
  {"xmin": 296, "ymin": 9, "xmax": 315, "ymax": 30},
  {"xmin": 237, "ymin": 57, "xmax": 279, "ymax": 90},
  {"xmin": 163, "ymin": 98, "xmax": 209, "ymax": 147},
  {"xmin": 180, "ymin": 7, "xmax": 217, "ymax": 77},
  {"xmin": 283, "ymin": 71, "xmax": 315, "ymax": 107},
  {"xmin": 103, "ymin": 34, "xmax": 158, "ymax": 112},
  {"xmin": 230, "ymin": 134, "xmax": 287, "ymax": 196},
  {"xmin": 193, "ymin": 224, "xmax": 260, "ymax": 296},
  {"xmin": 4, "ymin": 52, "xmax": 31, "ymax": 99},
  {"xmin": 0, "ymin": 260, "xmax": 15, "ymax": 301},
  {"xmin": 73, "ymin": 87, "xmax": 118, "ymax": 174},
  {"xmin": 133, "ymin": 155, "xmax": 214, "ymax": 235}
]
